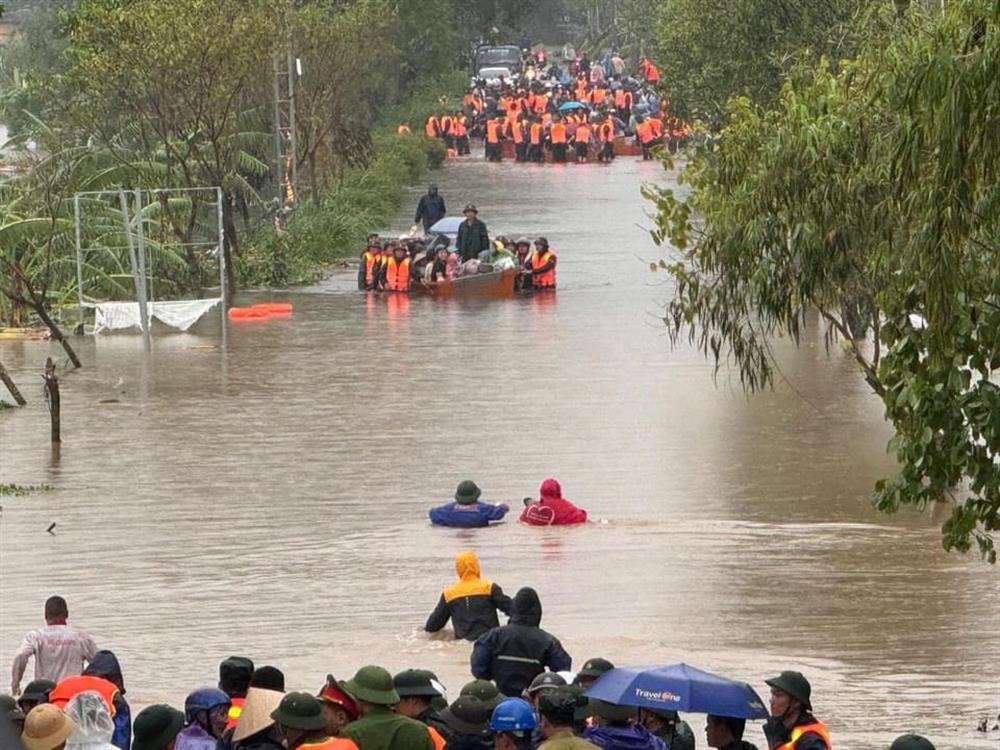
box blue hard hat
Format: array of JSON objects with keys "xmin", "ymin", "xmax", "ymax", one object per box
[
  {"xmin": 490, "ymin": 698, "xmax": 538, "ymax": 732},
  {"xmin": 184, "ymin": 688, "xmax": 230, "ymax": 722}
]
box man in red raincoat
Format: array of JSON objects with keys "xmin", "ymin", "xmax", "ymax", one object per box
[{"xmin": 518, "ymin": 479, "xmax": 588, "ymax": 526}]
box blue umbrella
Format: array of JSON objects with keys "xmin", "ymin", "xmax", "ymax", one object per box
[
  {"xmin": 428, "ymin": 216, "xmax": 465, "ymax": 235},
  {"xmin": 584, "ymin": 664, "xmax": 768, "ymax": 720},
  {"xmin": 558, "ymin": 101, "xmax": 590, "ymax": 112}
]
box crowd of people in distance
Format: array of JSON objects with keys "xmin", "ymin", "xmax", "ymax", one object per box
[
  {"xmin": 4, "ymin": 596, "xmax": 943, "ymax": 750},
  {"xmin": 359, "ymin": 201, "xmax": 557, "ymax": 294},
  {"xmin": 399, "ymin": 49, "xmax": 689, "ymax": 164}
]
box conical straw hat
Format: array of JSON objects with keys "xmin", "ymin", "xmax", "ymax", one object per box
[{"xmin": 233, "ymin": 688, "xmax": 284, "ymax": 742}]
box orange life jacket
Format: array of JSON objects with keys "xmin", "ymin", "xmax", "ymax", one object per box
[
  {"xmin": 397, "ymin": 124, "xmax": 411, "ymax": 135},
  {"xmin": 500, "ymin": 96, "xmax": 513, "ymax": 113},
  {"xmin": 439, "ymin": 115, "xmax": 453, "ymax": 135},
  {"xmin": 533, "ymin": 94, "xmax": 548, "ymax": 114},
  {"xmin": 530, "ymin": 123, "xmax": 543, "ymax": 145},
  {"xmin": 487, "ymin": 120, "xmax": 503, "ymax": 144},
  {"xmin": 362, "ymin": 250, "xmax": 381, "ymax": 286},
  {"xmin": 648, "ymin": 117, "xmax": 664, "ymax": 138},
  {"xmin": 532, "ymin": 250, "xmax": 556, "ymax": 289},
  {"xmin": 425, "ymin": 117, "xmax": 439, "ymax": 138},
  {"xmin": 510, "ymin": 120, "xmax": 525, "ymax": 144},
  {"xmin": 575, "ymin": 125, "xmax": 591, "ymax": 143},
  {"xmin": 508, "ymin": 98, "xmax": 522, "ymax": 115},
  {"xmin": 298, "ymin": 738, "xmax": 359, "ymax": 750},
  {"xmin": 427, "ymin": 727, "xmax": 446, "ymax": 750},
  {"xmin": 384, "ymin": 257, "xmax": 410, "ymax": 292},
  {"xmin": 773, "ymin": 721, "xmax": 832, "ymax": 750},
  {"xmin": 615, "ymin": 90, "xmax": 632, "ymax": 110},
  {"xmin": 636, "ymin": 120, "xmax": 656, "ymax": 145},
  {"xmin": 575, "ymin": 81, "xmax": 588, "ymax": 101},
  {"xmin": 453, "ymin": 116, "xmax": 468, "ymax": 137}
]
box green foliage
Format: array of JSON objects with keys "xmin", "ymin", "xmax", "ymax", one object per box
[
  {"xmin": 653, "ymin": 0, "xmax": 860, "ymax": 119},
  {"xmin": 650, "ymin": 0, "xmax": 1000, "ymax": 559},
  {"xmin": 237, "ymin": 134, "xmax": 446, "ymax": 287},
  {"xmin": 0, "ymin": 482, "xmax": 53, "ymax": 495}
]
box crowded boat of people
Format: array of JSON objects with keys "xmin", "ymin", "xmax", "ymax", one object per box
[{"xmin": 359, "ymin": 204, "xmax": 556, "ymax": 295}]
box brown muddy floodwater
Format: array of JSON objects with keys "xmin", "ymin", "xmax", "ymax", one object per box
[{"xmin": 1, "ymin": 155, "xmax": 997, "ymax": 750}]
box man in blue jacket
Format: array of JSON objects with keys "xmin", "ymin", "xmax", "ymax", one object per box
[{"xmin": 429, "ymin": 481, "xmax": 509, "ymax": 528}]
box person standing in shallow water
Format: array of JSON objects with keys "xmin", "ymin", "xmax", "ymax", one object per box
[
  {"xmin": 429, "ymin": 481, "xmax": 510, "ymax": 528},
  {"xmin": 415, "ymin": 186, "xmax": 446, "ymax": 235},
  {"xmin": 425, "ymin": 550, "xmax": 512, "ymax": 641},
  {"xmin": 470, "ymin": 587, "xmax": 571, "ymax": 697},
  {"xmin": 11, "ymin": 596, "xmax": 98, "ymax": 694},
  {"xmin": 519, "ymin": 479, "xmax": 587, "ymax": 526}
]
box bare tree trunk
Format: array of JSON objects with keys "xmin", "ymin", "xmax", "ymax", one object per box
[
  {"xmin": 44, "ymin": 357, "xmax": 60, "ymax": 442},
  {"xmin": 33, "ymin": 303, "xmax": 82, "ymax": 370},
  {"xmin": 223, "ymin": 195, "xmax": 239, "ymax": 305},
  {"xmin": 0, "ymin": 360, "xmax": 27, "ymax": 405}
]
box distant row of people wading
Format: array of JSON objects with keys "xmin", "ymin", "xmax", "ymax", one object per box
[{"xmin": 6, "ymin": 593, "xmax": 939, "ymax": 750}]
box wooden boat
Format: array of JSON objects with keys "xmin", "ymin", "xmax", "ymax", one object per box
[{"xmin": 415, "ymin": 267, "xmax": 518, "ymax": 299}]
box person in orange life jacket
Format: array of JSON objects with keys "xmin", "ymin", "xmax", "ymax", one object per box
[
  {"xmin": 358, "ymin": 235, "xmax": 383, "ymax": 291},
  {"xmin": 548, "ymin": 116, "xmax": 568, "ymax": 163},
  {"xmin": 392, "ymin": 671, "xmax": 449, "ymax": 748},
  {"xmin": 425, "ymin": 550, "xmax": 513, "ymax": 641},
  {"xmin": 635, "ymin": 117, "xmax": 657, "ymax": 161},
  {"xmin": 271, "ymin": 693, "xmax": 357, "ymax": 750},
  {"xmin": 572, "ymin": 120, "xmax": 592, "ymax": 163},
  {"xmin": 485, "ymin": 118, "xmax": 504, "ymax": 162},
  {"xmin": 528, "ymin": 118, "xmax": 545, "ymax": 163},
  {"xmin": 596, "ymin": 117, "xmax": 615, "ymax": 163},
  {"xmin": 380, "ymin": 243, "xmax": 414, "ymax": 293},
  {"xmin": 439, "ymin": 114, "xmax": 455, "ymax": 150},
  {"xmin": 508, "ymin": 118, "xmax": 528, "ymax": 162},
  {"xmin": 429, "ymin": 480, "xmax": 510, "ymax": 528},
  {"xmin": 426, "ymin": 114, "xmax": 441, "ymax": 139},
  {"xmin": 318, "ymin": 676, "xmax": 360, "ymax": 738},
  {"xmin": 527, "ymin": 238, "xmax": 556, "ymax": 290},
  {"xmin": 762, "ymin": 672, "xmax": 830, "ymax": 750},
  {"xmin": 705, "ymin": 715, "xmax": 758, "ymax": 750},
  {"xmin": 220, "ymin": 657, "xmax": 255, "ymax": 732},
  {"xmin": 453, "ymin": 113, "xmax": 471, "ymax": 156},
  {"xmin": 513, "ymin": 238, "xmax": 533, "ymax": 291}
]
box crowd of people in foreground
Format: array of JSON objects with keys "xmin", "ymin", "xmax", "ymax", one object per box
[
  {"xmin": 399, "ymin": 49, "xmax": 689, "ymax": 164},
  {"xmin": 358, "ymin": 203, "xmax": 557, "ymax": 294},
  {"xmin": 5, "ymin": 596, "xmax": 943, "ymax": 750}
]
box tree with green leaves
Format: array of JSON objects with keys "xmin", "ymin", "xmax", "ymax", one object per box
[
  {"xmin": 653, "ymin": 0, "xmax": 859, "ymax": 119},
  {"xmin": 649, "ymin": 0, "xmax": 1000, "ymax": 560}
]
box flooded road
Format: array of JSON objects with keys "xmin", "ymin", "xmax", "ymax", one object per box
[{"xmin": 1, "ymin": 156, "xmax": 997, "ymax": 749}]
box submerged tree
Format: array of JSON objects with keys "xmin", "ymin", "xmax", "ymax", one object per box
[{"xmin": 650, "ymin": 0, "xmax": 1000, "ymax": 560}]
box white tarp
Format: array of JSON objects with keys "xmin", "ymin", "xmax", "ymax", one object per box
[{"xmin": 90, "ymin": 299, "xmax": 220, "ymax": 334}]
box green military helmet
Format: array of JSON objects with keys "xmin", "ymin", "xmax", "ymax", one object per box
[
  {"xmin": 132, "ymin": 705, "xmax": 185, "ymax": 750},
  {"xmin": 460, "ymin": 680, "xmax": 502, "ymax": 711},
  {"xmin": 765, "ymin": 671, "xmax": 812, "ymax": 711},
  {"xmin": 576, "ymin": 658, "xmax": 615, "ymax": 680},
  {"xmin": 342, "ymin": 665, "xmax": 400, "ymax": 706},
  {"xmin": 270, "ymin": 692, "xmax": 326, "ymax": 731},
  {"xmin": 889, "ymin": 735, "xmax": 935, "ymax": 750},
  {"xmin": 393, "ymin": 669, "xmax": 444, "ymax": 698}
]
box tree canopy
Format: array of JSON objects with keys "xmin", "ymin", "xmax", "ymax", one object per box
[{"xmin": 649, "ymin": 0, "xmax": 1000, "ymax": 560}]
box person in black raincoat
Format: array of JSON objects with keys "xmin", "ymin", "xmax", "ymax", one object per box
[
  {"xmin": 83, "ymin": 650, "xmax": 131, "ymax": 750},
  {"xmin": 470, "ymin": 587, "xmax": 571, "ymax": 697},
  {"xmin": 415, "ymin": 186, "xmax": 446, "ymax": 234},
  {"xmin": 456, "ymin": 206, "xmax": 490, "ymax": 263}
]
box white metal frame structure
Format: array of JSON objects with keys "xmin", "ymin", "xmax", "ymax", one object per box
[{"xmin": 73, "ymin": 186, "xmax": 227, "ymax": 349}]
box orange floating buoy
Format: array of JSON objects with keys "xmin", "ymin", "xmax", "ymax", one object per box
[
  {"xmin": 228, "ymin": 306, "xmax": 270, "ymax": 320},
  {"xmin": 252, "ymin": 302, "xmax": 293, "ymax": 314}
]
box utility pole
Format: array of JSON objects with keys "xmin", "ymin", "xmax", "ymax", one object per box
[{"xmin": 273, "ymin": 43, "xmax": 298, "ymax": 209}]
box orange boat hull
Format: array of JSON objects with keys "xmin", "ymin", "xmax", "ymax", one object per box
[{"xmin": 416, "ymin": 268, "xmax": 518, "ymax": 299}]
